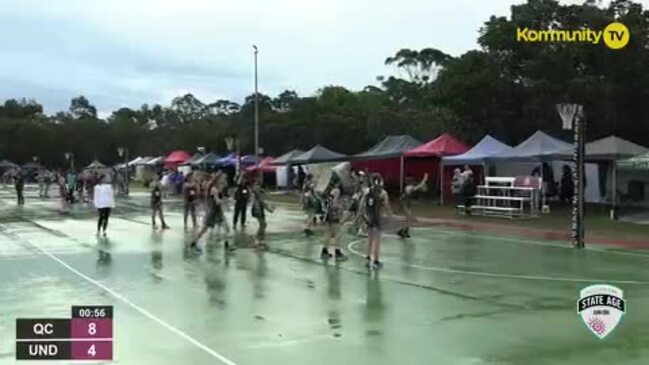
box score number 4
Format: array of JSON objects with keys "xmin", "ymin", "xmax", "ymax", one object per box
[{"xmin": 88, "ymin": 344, "xmax": 96, "ymax": 357}]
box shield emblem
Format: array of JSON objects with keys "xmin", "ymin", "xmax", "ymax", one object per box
[{"xmin": 577, "ymin": 284, "xmax": 626, "ymax": 339}]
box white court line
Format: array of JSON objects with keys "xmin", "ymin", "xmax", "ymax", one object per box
[
  {"xmin": 417, "ymin": 226, "xmax": 649, "ymax": 259},
  {"xmin": 346, "ymin": 240, "xmax": 649, "ymax": 285},
  {"xmin": 270, "ymin": 199, "xmax": 649, "ymax": 258},
  {"xmin": 25, "ymin": 240, "xmax": 237, "ymax": 365}
]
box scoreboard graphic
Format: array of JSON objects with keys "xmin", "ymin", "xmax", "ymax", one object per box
[{"xmin": 16, "ymin": 305, "xmax": 113, "ymax": 361}]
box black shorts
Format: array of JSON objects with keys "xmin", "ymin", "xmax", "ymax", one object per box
[
  {"xmin": 348, "ymin": 201, "xmax": 359, "ymax": 213},
  {"xmin": 326, "ymin": 216, "xmax": 341, "ymax": 225},
  {"xmin": 365, "ymin": 218, "xmax": 381, "ymax": 229},
  {"xmin": 205, "ymin": 211, "xmax": 224, "ymax": 228}
]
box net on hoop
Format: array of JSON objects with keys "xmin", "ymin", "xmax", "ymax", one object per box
[
  {"xmin": 117, "ymin": 147, "xmax": 125, "ymax": 157},
  {"xmin": 556, "ymin": 104, "xmax": 583, "ymax": 130},
  {"xmin": 225, "ymin": 137, "xmax": 235, "ymax": 151}
]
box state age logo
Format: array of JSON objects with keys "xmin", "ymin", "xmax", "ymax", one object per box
[{"xmin": 577, "ymin": 284, "xmax": 626, "ymax": 339}]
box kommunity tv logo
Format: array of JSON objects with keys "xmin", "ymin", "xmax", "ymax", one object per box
[{"xmin": 516, "ymin": 22, "xmax": 630, "ymax": 49}]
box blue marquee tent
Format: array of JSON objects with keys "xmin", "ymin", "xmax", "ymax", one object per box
[
  {"xmin": 442, "ymin": 135, "xmax": 512, "ymax": 165},
  {"xmin": 241, "ymin": 155, "xmax": 261, "ymax": 165},
  {"xmin": 192, "ymin": 153, "xmax": 221, "ymax": 166},
  {"xmin": 216, "ymin": 153, "xmax": 237, "ymax": 167},
  {"xmin": 487, "ymin": 130, "xmax": 572, "ymax": 162}
]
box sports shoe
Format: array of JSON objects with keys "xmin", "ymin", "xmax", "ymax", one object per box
[
  {"xmin": 189, "ymin": 242, "xmax": 202, "ymax": 254},
  {"xmin": 372, "ymin": 260, "xmax": 383, "ymax": 269},
  {"xmin": 321, "ymin": 248, "xmax": 332, "ymax": 260},
  {"xmin": 334, "ymin": 250, "xmax": 347, "ymax": 262}
]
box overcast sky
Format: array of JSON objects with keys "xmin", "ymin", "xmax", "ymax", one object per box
[{"xmin": 0, "ymin": 0, "xmax": 631, "ymax": 116}]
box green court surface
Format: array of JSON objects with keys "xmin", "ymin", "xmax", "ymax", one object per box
[{"xmin": 1, "ymin": 186, "xmax": 649, "ymax": 365}]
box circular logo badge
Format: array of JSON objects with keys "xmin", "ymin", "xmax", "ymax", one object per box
[{"xmin": 603, "ymin": 22, "xmax": 630, "ymax": 49}]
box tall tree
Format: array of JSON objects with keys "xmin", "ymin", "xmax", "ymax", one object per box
[{"xmin": 69, "ymin": 96, "xmax": 97, "ymax": 119}]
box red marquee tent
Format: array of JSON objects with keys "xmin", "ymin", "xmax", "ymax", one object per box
[
  {"xmin": 165, "ymin": 150, "xmax": 191, "ymax": 168},
  {"xmin": 404, "ymin": 133, "xmax": 469, "ymax": 157},
  {"xmin": 404, "ymin": 134, "xmax": 470, "ymax": 201}
]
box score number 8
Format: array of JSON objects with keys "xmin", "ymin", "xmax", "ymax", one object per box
[{"xmin": 88, "ymin": 323, "xmax": 96, "ymax": 336}]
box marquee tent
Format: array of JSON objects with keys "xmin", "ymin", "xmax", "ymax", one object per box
[
  {"xmin": 128, "ymin": 156, "xmax": 143, "ymax": 165},
  {"xmin": 439, "ymin": 135, "xmax": 512, "ymax": 203},
  {"xmin": 487, "ymin": 130, "xmax": 572, "ymax": 162},
  {"xmin": 351, "ymin": 135, "xmax": 423, "ymax": 190},
  {"xmin": 246, "ymin": 157, "xmax": 276, "ymax": 173},
  {"xmin": 0, "ymin": 159, "xmax": 18, "ymax": 169},
  {"xmin": 272, "ymin": 149, "xmax": 304, "ymax": 165},
  {"xmin": 353, "ymin": 135, "xmax": 422, "ymax": 160},
  {"xmin": 192, "ymin": 153, "xmax": 221, "ymax": 166},
  {"xmin": 181, "ymin": 153, "xmax": 204, "ymax": 166},
  {"xmin": 586, "ymin": 135, "xmax": 648, "ymax": 161},
  {"xmin": 404, "ymin": 134, "xmax": 470, "ymax": 201},
  {"xmin": 116, "ymin": 156, "xmax": 146, "ymax": 169},
  {"xmin": 165, "ymin": 150, "xmax": 191, "ymax": 168},
  {"xmin": 618, "ymin": 151, "xmax": 649, "ymax": 170},
  {"xmin": 586, "ymin": 136, "xmax": 648, "ymax": 206},
  {"xmin": 241, "ymin": 155, "xmax": 261, "ymax": 165},
  {"xmin": 21, "ymin": 162, "xmax": 43, "ymax": 170},
  {"xmin": 131, "ymin": 157, "xmax": 153, "ymax": 165},
  {"xmin": 146, "ymin": 156, "xmax": 165, "ymax": 165},
  {"xmin": 287, "ymin": 145, "xmax": 348, "ymax": 164},
  {"xmin": 216, "ymin": 154, "xmax": 237, "ymax": 167},
  {"xmin": 404, "ymin": 133, "xmax": 469, "ymax": 158},
  {"xmin": 85, "ymin": 160, "xmax": 106, "ymax": 169},
  {"xmin": 443, "ymin": 135, "xmax": 512, "ymax": 165}
]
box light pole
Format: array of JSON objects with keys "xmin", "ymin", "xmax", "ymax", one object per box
[
  {"xmin": 253, "ymin": 45, "xmax": 259, "ymax": 165},
  {"xmin": 556, "ymin": 103, "xmax": 585, "ymax": 248},
  {"xmin": 117, "ymin": 147, "xmax": 129, "ymax": 196}
]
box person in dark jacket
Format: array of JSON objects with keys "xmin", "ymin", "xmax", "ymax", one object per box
[
  {"xmin": 232, "ymin": 178, "xmax": 251, "ymax": 229},
  {"xmin": 14, "ymin": 169, "xmax": 25, "ymax": 205},
  {"xmin": 182, "ymin": 173, "xmax": 199, "ymax": 230},
  {"xmin": 560, "ymin": 165, "xmax": 574, "ymax": 205},
  {"xmin": 297, "ymin": 166, "xmax": 306, "ymax": 191}
]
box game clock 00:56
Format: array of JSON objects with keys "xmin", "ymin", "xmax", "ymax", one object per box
[{"xmin": 72, "ymin": 306, "xmax": 113, "ymax": 319}]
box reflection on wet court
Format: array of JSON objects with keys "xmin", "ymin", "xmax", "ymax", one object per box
[{"xmin": 1, "ymin": 187, "xmax": 649, "ymax": 365}]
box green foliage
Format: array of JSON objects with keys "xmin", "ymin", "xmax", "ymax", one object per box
[{"xmin": 0, "ymin": 0, "xmax": 648, "ymax": 168}]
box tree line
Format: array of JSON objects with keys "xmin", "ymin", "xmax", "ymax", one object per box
[{"xmin": 1, "ymin": 0, "xmax": 648, "ymax": 169}]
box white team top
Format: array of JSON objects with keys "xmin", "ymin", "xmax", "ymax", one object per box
[{"xmin": 93, "ymin": 183, "xmax": 115, "ymax": 209}]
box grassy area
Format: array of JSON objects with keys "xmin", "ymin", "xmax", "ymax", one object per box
[
  {"xmin": 267, "ymin": 190, "xmax": 649, "ymax": 240},
  {"xmin": 127, "ymin": 184, "xmax": 150, "ymax": 193}
]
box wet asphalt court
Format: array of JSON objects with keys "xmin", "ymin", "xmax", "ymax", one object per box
[{"xmin": 1, "ymin": 185, "xmax": 649, "ymax": 365}]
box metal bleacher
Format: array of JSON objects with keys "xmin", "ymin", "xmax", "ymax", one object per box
[{"xmin": 467, "ymin": 176, "xmax": 542, "ymax": 219}]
